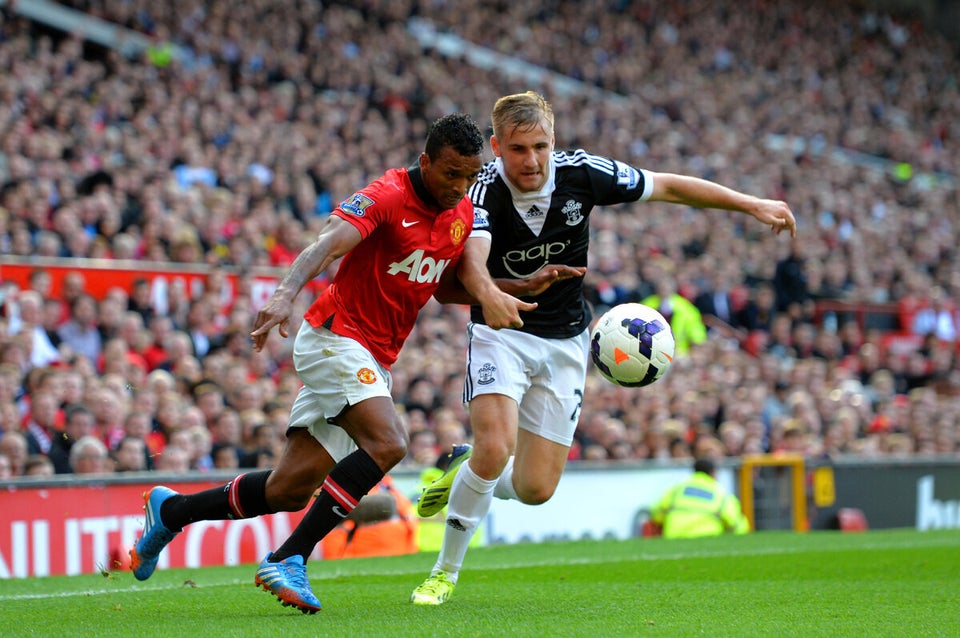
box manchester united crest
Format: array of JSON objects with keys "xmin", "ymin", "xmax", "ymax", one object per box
[
  {"xmin": 450, "ymin": 218, "xmax": 466, "ymax": 244},
  {"xmin": 357, "ymin": 368, "xmax": 378, "ymax": 384}
]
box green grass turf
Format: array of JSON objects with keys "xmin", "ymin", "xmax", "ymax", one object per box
[{"xmin": 1, "ymin": 528, "xmax": 957, "ymax": 637}]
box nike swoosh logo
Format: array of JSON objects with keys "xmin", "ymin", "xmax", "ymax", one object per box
[{"xmin": 401, "ymin": 219, "xmax": 419, "ymax": 228}]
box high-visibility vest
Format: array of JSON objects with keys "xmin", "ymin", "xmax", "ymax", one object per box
[{"xmin": 651, "ymin": 472, "xmax": 750, "ymax": 539}]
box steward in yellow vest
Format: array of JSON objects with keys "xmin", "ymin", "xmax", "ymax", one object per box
[{"xmin": 651, "ymin": 458, "xmax": 750, "ymax": 538}]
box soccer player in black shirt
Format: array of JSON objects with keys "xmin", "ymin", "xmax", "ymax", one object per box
[{"xmin": 412, "ymin": 91, "xmax": 796, "ymax": 605}]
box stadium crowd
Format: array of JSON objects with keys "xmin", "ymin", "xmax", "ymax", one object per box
[{"xmin": 0, "ymin": 0, "xmax": 958, "ymax": 479}]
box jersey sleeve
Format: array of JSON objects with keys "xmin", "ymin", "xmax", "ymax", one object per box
[
  {"xmin": 333, "ymin": 173, "xmax": 401, "ymax": 238},
  {"xmin": 580, "ymin": 150, "xmax": 654, "ymax": 206},
  {"xmin": 468, "ymin": 204, "xmax": 491, "ymax": 241}
]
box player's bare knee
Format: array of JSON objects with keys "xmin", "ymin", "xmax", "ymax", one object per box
[
  {"xmin": 363, "ymin": 435, "xmax": 407, "ymax": 470},
  {"xmin": 516, "ymin": 483, "xmax": 556, "ymax": 505},
  {"xmin": 379, "ymin": 439, "xmax": 408, "ymax": 468},
  {"xmin": 472, "ymin": 440, "xmax": 512, "ymax": 475}
]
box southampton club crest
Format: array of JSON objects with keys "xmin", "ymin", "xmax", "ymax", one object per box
[
  {"xmin": 561, "ymin": 199, "xmax": 583, "ymax": 226},
  {"xmin": 476, "ymin": 362, "xmax": 497, "ymax": 385}
]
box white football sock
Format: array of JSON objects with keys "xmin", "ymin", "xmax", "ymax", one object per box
[
  {"xmin": 493, "ymin": 456, "xmax": 519, "ymax": 501},
  {"xmin": 432, "ymin": 462, "xmax": 496, "ymax": 582}
]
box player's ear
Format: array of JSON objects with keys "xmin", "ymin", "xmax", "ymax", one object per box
[
  {"xmin": 419, "ymin": 152, "xmax": 430, "ymax": 171},
  {"xmin": 490, "ymin": 136, "xmax": 501, "ymax": 157}
]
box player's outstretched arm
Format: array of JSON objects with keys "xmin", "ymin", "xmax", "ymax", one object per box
[
  {"xmin": 453, "ymin": 238, "xmax": 536, "ymax": 329},
  {"xmin": 435, "ymin": 262, "xmax": 585, "ymax": 304},
  {"xmin": 514, "ymin": 264, "xmax": 587, "ymax": 297},
  {"xmin": 435, "ymin": 243, "xmax": 584, "ymax": 326},
  {"xmin": 648, "ymin": 172, "xmax": 797, "ymax": 237},
  {"xmin": 250, "ymin": 216, "xmax": 362, "ymax": 351}
]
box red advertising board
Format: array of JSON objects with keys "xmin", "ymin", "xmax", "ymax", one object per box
[
  {"xmin": 0, "ymin": 480, "xmax": 310, "ymax": 578},
  {"xmin": 0, "ymin": 258, "xmax": 283, "ymax": 313}
]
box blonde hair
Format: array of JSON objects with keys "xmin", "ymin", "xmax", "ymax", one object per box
[{"xmin": 491, "ymin": 91, "xmax": 554, "ymax": 139}]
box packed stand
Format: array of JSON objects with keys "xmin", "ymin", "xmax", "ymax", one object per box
[{"xmin": 0, "ymin": 0, "xmax": 958, "ymax": 479}]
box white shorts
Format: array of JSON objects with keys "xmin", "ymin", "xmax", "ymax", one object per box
[
  {"xmin": 463, "ymin": 323, "xmax": 589, "ymax": 446},
  {"xmin": 287, "ymin": 322, "xmax": 393, "ymax": 462}
]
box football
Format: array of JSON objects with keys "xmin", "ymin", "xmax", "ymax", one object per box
[{"xmin": 590, "ymin": 303, "xmax": 675, "ymax": 387}]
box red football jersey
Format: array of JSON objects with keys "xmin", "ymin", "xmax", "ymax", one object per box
[{"xmin": 303, "ymin": 167, "xmax": 472, "ymax": 367}]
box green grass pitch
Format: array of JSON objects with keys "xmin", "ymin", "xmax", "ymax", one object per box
[{"xmin": 1, "ymin": 529, "xmax": 958, "ymax": 637}]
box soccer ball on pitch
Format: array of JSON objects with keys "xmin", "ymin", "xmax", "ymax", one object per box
[{"xmin": 590, "ymin": 303, "xmax": 675, "ymax": 387}]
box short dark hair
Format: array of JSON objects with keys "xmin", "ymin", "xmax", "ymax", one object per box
[
  {"xmin": 694, "ymin": 458, "xmax": 715, "ymax": 475},
  {"xmin": 424, "ymin": 113, "xmax": 483, "ymax": 160},
  {"xmin": 65, "ymin": 404, "xmax": 93, "ymax": 422}
]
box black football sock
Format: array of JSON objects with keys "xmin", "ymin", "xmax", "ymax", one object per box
[
  {"xmin": 271, "ymin": 449, "xmax": 383, "ymax": 562},
  {"xmin": 160, "ymin": 470, "xmax": 273, "ymax": 531}
]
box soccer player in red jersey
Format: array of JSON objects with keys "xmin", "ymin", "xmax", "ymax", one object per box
[{"xmin": 129, "ymin": 113, "xmax": 579, "ymax": 613}]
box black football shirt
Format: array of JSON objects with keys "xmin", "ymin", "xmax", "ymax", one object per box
[{"xmin": 468, "ymin": 150, "xmax": 652, "ymax": 338}]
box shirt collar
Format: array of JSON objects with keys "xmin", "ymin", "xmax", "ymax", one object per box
[
  {"xmin": 495, "ymin": 155, "xmax": 556, "ymax": 212},
  {"xmin": 407, "ymin": 164, "xmax": 444, "ymax": 212}
]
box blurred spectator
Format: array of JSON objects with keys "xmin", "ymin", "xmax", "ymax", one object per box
[
  {"xmin": 116, "ymin": 312, "xmax": 147, "ymax": 355},
  {"xmin": 773, "ymin": 242, "xmax": 809, "ymax": 315},
  {"xmin": 57, "ymin": 293, "xmax": 102, "ymax": 367},
  {"xmin": 8, "ymin": 291, "xmax": 61, "ymax": 368},
  {"xmin": 154, "ymin": 444, "xmax": 191, "ymax": 473},
  {"xmin": 247, "ymin": 422, "xmax": 281, "ymax": 465},
  {"xmin": 718, "ymin": 421, "xmax": 747, "ymax": 457},
  {"xmin": 210, "ymin": 407, "xmax": 244, "ymax": 450},
  {"xmin": 186, "ymin": 424, "xmax": 215, "ymax": 471},
  {"xmin": 69, "ymin": 435, "xmax": 111, "ymax": 475},
  {"xmin": 193, "ymin": 380, "xmax": 227, "ymax": 427},
  {"xmin": 41, "ymin": 299, "xmax": 65, "ymax": 353},
  {"xmin": 667, "ymin": 437, "xmax": 691, "ymax": 459},
  {"xmin": 692, "ymin": 434, "xmax": 726, "ymax": 460},
  {"xmin": 60, "ymin": 272, "xmax": 88, "ymax": 312},
  {"xmin": 88, "ymin": 384, "xmax": 128, "ymax": 450},
  {"xmin": 155, "ymin": 330, "xmax": 197, "ymax": 374},
  {"xmin": 0, "ymin": 430, "xmax": 29, "ymax": 476},
  {"xmin": 0, "ymin": 401, "xmax": 19, "ymax": 434},
  {"xmin": 211, "ymin": 443, "xmax": 242, "ymax": 470},
  {"xmin": 142, "ymin": 315, "xmax": 176, "ymax": 372},
  {"xmin": 127, "ymin": 278, "xmax": 155, "ymax": 325},
  {"xmin": 738, "ymin": 283, "xmax": 778, "ymax": 334},
  {"xmin": 49, "ymin": 404, "xmax": 96, "ymax": 474},
  {"xmin": 22, "ymin": 390, "xmax": 61, "ymax": 456},
  {"xmin": 96, "ymin": 295, "xmax": 126, "ymax": 343},
  {"xmin": 24, "ymin": 454, "xmax": 55, "ymax": 477},
  {"xmin": 695, "ymin": 265, "xmax": 744, "ymax": 331},
  {"xmin": 113, "ymin": 435, "xmax": 149, "ymax": 472},
  {"xmin": 910, "ymin": 286, "xmax": 958, "ymax": 342},
  {"xmin": 405, "ymin": 428, "xmax": 439, "ymax": 467},
  {"xmin": 60, "ymin": 369, "xmax": 86, "ymax": 409},
  {"xmin": 184, "ymin": 297, "xmax": 221, "ymax": 358}
]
